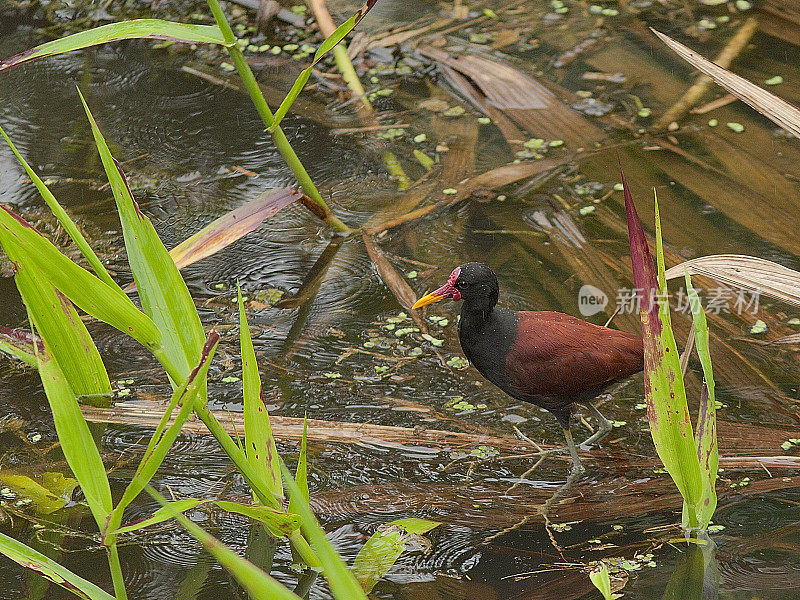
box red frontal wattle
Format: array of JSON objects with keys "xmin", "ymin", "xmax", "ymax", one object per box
[
  {"xmin": 428, "ymin": 266, "xmax": 462, "ymax": 301},
  {"xmin": 447, "ymin": 266, "xmax": 462, "ymax": 301}
]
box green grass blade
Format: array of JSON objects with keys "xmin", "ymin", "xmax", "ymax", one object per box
[
  {"xmin": 213, "ymin": 501, "xmax": 300, "ymax": 538},
  {"xmin": 147, "ymin": 488, "xmax": 304, "ymax": 600},
  {"xmin": 79, "ymin": 91, "xmax": 205, "ymax": 382},
  {"xmin": 0, "ymin": 20, "xmax": 226, "ymax": 72},
  {"xmin": 239, "ymin": 284, "xmax": 283, "ymax": 502},
  {"xmin": 352, "ymin": 518, "xmax": 440, "ymax": 593},
  {"xmin": 0, "ymin": 531, "xmax": 115, "ymax": 600},
  {"xmin": 623, "ymin": 170, "xmax": 703, "ymax": 527},
  {"xmin": 280, "ymin": 458, "xmax": 368, "ymax": 600},
  {"xmin": 0, "ymin": 325, "xmax": 41, "ymax": 366},
  {"xmin": 35, "ymin": 336, "xmax": 112, "ymax": 530},
  {"xmin": 272, "ymin": 70, "xmax": 313, "ymax": 129},
  {"xmin": 113, "ymin": 499, "xmax": 204, "ymax": 535},
  {"xmin": 112, "ymin": 332, "xmax": 220, "ymax": 521},
  {"xmin": 0, "ymin": 125, "xmax": 117, "ymax": 288},
  {"xmin": 0, "ymin": 205, "xmax": 163, "ymax": 353},
  {"xmin": 5, "ymin": 245, "xmax": 111, "ymax": 398},
  {"xmin": 271, "ymin": 0, "xmax": 378, "ymax": 128},
  {"xmin": 288, "ymin": 416, "xmax": 309, "ymax": 516},
  {"xmin": 685, "ymin": 273, "xmax": 718, "ymax": 528}
]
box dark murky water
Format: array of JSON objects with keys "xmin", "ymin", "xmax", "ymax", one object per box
[{"xmin": 1, "ymin": 1, "xmax": 800, "ymax": 598}]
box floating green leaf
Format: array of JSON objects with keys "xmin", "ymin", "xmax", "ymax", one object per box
[
  {"xmin": 352, "ymin": 518, "xmax": 440, "ymax": 593},
  {"xmin": 0, "ymin": 473, "xmax": 77, "ymax": 514}
]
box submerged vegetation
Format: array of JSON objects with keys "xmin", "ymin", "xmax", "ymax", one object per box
[{"xmin": 0, "ymin": 0, "xmax": 800, "ymax": 598}]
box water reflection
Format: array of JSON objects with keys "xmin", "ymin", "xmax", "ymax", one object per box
[{"xmin": 662, "ymin": 536, "xmax": 718, "ymax": 600}]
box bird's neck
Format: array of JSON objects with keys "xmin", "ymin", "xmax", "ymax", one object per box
[{"xmin": 459, "ymin": 299, "xmax": 497, "ymax": 335}]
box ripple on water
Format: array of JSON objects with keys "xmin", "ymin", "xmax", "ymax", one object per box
[{"xmin": 719, "ymin": 554, "xmax": 800, "ymax": 594}]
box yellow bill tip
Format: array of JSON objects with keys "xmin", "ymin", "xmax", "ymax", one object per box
[{"xmin": 412, "ymin": 293, "xmax": 444, "ymax": 310}]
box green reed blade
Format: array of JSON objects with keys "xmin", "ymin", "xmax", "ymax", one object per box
[
  {"xmin": 0, "ymin": 532, "xmax": 115, "ymax": 600},
  {"xmin": 168, "ymin": 189, "xmax": 301, "ymax": 272},
  {"xmin": 4, "ymin": 243, "xmax": 111, "ymax": 398},
  {"xmin": 685, "ymin": 273, "xmax": 718, "ymax": 528},
  {"xmin": 35, "ymin": 333, "xmax": 112, "ymax": 531},
  {"xmin": 271, "ymin": 0, "xmax": 379, "ymax": 128},
  {"xmin": 0, "ymin": 125, "xmax": 117, "ymax": 288},
  {"xmin": 0, "ymin": 325, "xmax": 41, "ymax": 366},
  {"xmin": 147, "ymin": 488, "xmax": 305, "ymax": 600},
  {"xmin": 281, "ymin": 458, "xmax": 368, "ymax": 600},
  {"xmin": 288, "ymin": 416, "xmax": 309, "ymax": 516},
  {"xmin": 239, "ymin": 284, "xmax": 283, "ymax": 502},
  {"xmin": 214, "ymin": 501, "xmax": 301, "ymax": 538},
  {"xmin": 110, "ymin": 332, "xmax": 220, "ymax": 524},
  {"xmin": 79, "ymin": 90, "xmax": 205, "ymax": 384},
  {"xmin": 0, "ymin": 20, "xmax": 227, "ymax": 72},
  {"xmin": 0, "ymin": 205, "xmax": 162, "ymax": 353},
  {"xmin": 113, "ymin": 498, "xmax": 205, "ymax": 535},
  {"xmin": 623, "ymin": 170, "xmax": 703, "ymax": 528}
]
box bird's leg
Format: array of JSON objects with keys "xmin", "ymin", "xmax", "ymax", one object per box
[
  {"xmin": 562, "ymin": 428, "xmax": 585, "ymax": 476},
  {"xmin": 579, "ymin": 401, "xmax": 613, "ymax": 449}
]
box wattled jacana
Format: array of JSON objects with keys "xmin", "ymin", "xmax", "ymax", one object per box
[{"xmin": 412, "ymin": 262, "xmax": 644, "ymax": 474}]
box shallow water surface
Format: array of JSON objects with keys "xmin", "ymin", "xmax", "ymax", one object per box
[{"xmin": 1, "ymin": 2, "xmax": 800, "ymax": 599}]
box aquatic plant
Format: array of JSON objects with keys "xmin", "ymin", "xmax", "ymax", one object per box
[
  {"xmin": 0, "ymin": 104, "xmax": 438, "ymax": 598},
  {"xmin": 623, "ymin": 168, "xmax": 718, "ymax": 531}
]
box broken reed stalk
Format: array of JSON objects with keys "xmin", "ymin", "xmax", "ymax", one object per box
[
  {"xmin": 654, "ymin": 17, "xmax": 759, "ymax": 131},
  {"xmin": 205, "ymin": 0, "xmax": 352, "ymax": 233},
  {"xmin": 306, "ymin": 0, "xmax": 411, "ymax": 189}
]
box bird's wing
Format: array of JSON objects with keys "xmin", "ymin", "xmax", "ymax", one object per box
[{"xmin": 504, "ymin": 312, "xmax": 644, "ymax": 398}]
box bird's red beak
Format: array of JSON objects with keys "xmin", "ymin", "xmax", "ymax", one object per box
[{"xmin": 412, "ymin": 267, "xmax": 462, "ymax": 309}]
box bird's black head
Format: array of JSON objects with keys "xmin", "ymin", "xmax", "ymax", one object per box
[{"xmin": 412, "ymin": 262, "xmax": 499, "ymax": 315}]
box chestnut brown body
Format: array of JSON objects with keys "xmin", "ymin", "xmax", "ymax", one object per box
[{"xmin": 413, "ymin": 262, "xmax": 644, "ymax": 474}]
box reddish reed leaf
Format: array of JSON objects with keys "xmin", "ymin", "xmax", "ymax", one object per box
[
  {"xmin": 0, "ymin": 325, "xmax": 42, "ymax": 365},
  {"xmin": 622, "ymin": 164, "xmax": 703, "ymax": 527},
  {"xmin": 170, "ymin": 189, "xmax": 302, "ymax": 271}
]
